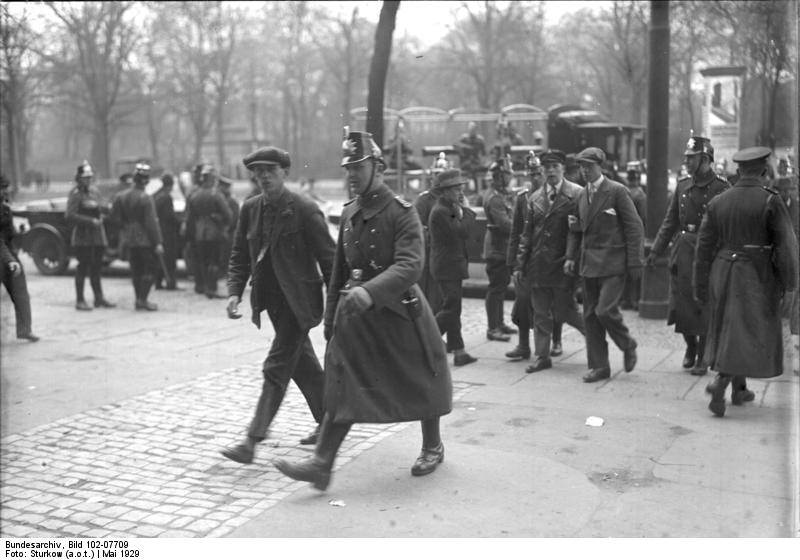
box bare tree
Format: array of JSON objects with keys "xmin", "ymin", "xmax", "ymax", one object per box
[
  {"xmin": 367, "ymin": 0, "xmax": 400, "ymax": 147},
  {"xmin": 47, "ymin": 2, "xmax": 138, "ymax": 178}
]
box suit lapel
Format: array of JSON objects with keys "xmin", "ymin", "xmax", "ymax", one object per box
[{"xmin": 584, "ymin": 179, "xmax": 611, "ymax": 230}]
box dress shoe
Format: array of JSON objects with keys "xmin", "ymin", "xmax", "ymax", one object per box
[
  {"xmin": 623, "ymin": 343, "xmax": 637, "ymax": 372},
  {"xmin": 705, "ymin": 374, "xmax": 730, "ymax": 417},
  {"xmin": 525, "ymin": 357, "xmax": 552, "ymax": 373},
  {"xmin": 690, "ymin": 362, "xmax": 708, "ymax": 376},
  {"xmin": 75, "ymin": 301, "xmax": 93, "ymax": 311},
  {"xmin": 95, "ymin": 298, "xmax": 116, "ymax": 308},
  {"xmin": 583, "ymin": 368, "xmax": 611, "ymax": 383},
  {"xmin": 731, "ymin": 388, "xmax": 755, "ymax": 406},
  {"xmin": 550, "ymin": 342, "xmax": 563, "ymax": 357},
  {"xmin": 498, "ymin": 323, "xmax": 517, "ymax": 335},
  {"xmin": 682, "ymin": 349, "xmax": 696, "ymax": 369},
  {"xmin": 135, "ymin": 300, "xmax": 158, "ymax": 311},
  {"xmin": 221, "ymin": 443, "xmax": 254, "ymax": 464},
  {"xmin": 273, "ymin": 458, "xmax": 331, "ymax": 490},
  {"xmin": 505, "ymin": 345, "xmax": 531, "ymax": 360},
  {"xmin": 410, "ymin": 442, "xmax": 444, "ymax": 476},
  {"xmin": 453, "ymin": 353, "xmax": 477, "ymax": 367},
  {"xmin": 299, "ymin": 425, "xmax": 320, "ymax": 445},
  {"xmin": 486, "ymin": 328, "xmax": 511, "ymax": 342},
  {"xmin": 17, "ymin": 333, "xmax": 39, "ymax": 342}
]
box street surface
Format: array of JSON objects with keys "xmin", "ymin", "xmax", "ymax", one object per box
[{"xmin": 1, "ymin": 253, "xmax": 798, "ymax": 538}]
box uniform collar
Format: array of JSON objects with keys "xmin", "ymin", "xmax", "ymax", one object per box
[
  {"xmin": 691, "ymin": 168, "xmax": 716, "ymax": 188},
  {"xmin": 355, "ymin": 183, "xmax": 394, "ymax": 219}
]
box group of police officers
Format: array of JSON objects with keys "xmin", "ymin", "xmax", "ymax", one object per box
[{"xmin": 2, "ymin": 127, "xmax": 797, "ymax": 493}]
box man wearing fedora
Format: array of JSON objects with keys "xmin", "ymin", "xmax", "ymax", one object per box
[
  {"xmin": 648, "ymin": 136, "xmax": 730, "ymax": 376},
  {"xmin": 565, "ymin": 147, "xmax": 644, "ymax": 383},
  {"xmin": 517, "ymin": 149, "xmax": 586, "ymax": 374},
  {"xmin": 273, "ymin": 130, "xmax": 452, "ymax": 491},
  {"xmin": 221, "ymin": 147, "xmax": 334, "ymax": 464},
  {"xmin": 694, "ymin": 146, "xmax": 798, "ymax": 417},
  {"xmin": 429, "ymin": 168, "xmax": 478, "ymax": 367}
]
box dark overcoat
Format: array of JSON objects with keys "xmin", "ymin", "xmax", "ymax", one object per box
[
  {"xmin": 507, "ymin": 187, "xmax": 532, "ymax": 267},
  {"xmin": 110, "ymin": 187, "xmax": 162, "ymax": 249},
  {"xmin": 518, "ymin": 179, "xmax": 583, "ymax": 287},
  {"xmin": 324, "ymin": 183, "xmax": 452, "ymax": 424},
  {"xmin": 185, "ymin": 188, "xmax": 232, "ymax": 242},
  {"xmin": 652, "ymin": 171, "xmax": 728, "ymax": 334},
  {"xmin": 66, "ymin": 186, "xmax": 108, "ymax": 247},
  {"xmin": 482, "ymin": 187, "xmax": 513, "ymax": 261},
  {"xmin": 694, "ymin": 177, "xmax": 798, "ymax": 378},
  {"xmin": 226, "ymin": 188, "xmax": 334, "ymax": 331},
  {"xmin": 413, "ymin": 190, "xmax": 441, "ymax": 310},
  {"xmin": 428, "ymin": 198, "xmax": 474, "ymax": 281},
  {"xmin": 567, "ymin": 177, "xmax": 644, "ymax": 277},
  {"xmin": 153, "ymin": 188, "xmax": 179, "ymax": 251}
]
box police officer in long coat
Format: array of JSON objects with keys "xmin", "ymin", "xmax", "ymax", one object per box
[
  {"xmin": 694, "ymin": 147, "xmax": 798, "ymax": 417},
  {"xmin": 153, "ymin": 173, "xmax": 179, "ymax": 290},
  {"xmin": 648, "ymin": 137, "xmax": 729, "ymax": 375},
  {"xmin": 274, "ymin": 130, "xmax": 452, "ymax": 491}
]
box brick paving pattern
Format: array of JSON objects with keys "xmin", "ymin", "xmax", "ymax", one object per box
[{"xmin": 0, "ymin": 365, "xmax": 479, "ymax": 538}]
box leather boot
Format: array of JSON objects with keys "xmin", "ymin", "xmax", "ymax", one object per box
[
  {"xmin": 412, "ymin": 418, "xmax": 445, "ymax": 476},
  {"xmin": 682, "ymin": 335, "xmax": 697, "ymax": 369},
  {"xmin": 273, "ymin": 414, "xmax": 351, "ymax": 491},
  {"xmin": 705, "ymin": 373, "xmax": 731, "ymax": 417},
  {"xmin": 731, "ymin": 376, "xmax": 755, "ymax": 405}
]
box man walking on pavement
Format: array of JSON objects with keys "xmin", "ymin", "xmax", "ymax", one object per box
[
  {"xmin": 184, "ymin": 165, "xmax": 232, "ymax": 299},
  {"xmin": 221, "ymin": 147, "xmax": 334, "ymax": 464},
  {"xmin": 694, "ymin": 146, "xmax": 798, "ymax": 417},
  {"xmin": 429, "ymin": 169, "xmax": 478, "ymax": 367},
  {"xmin": 274, "ymin": 130, "xmax": 452, "ymax": 491},
  {"xmin": 517, "ymin": 149, "xmax": 586, "ymax": 373},
  {"xmin": 110, "ymin": 163, "xmax": 164, "ymax": 311},
  {"xmin": 648, "ymin": 137, "xmax": 729, "ymax": 375},
  {"xmin": 565, "ymin": 147, "xmax": 643, "ymax": 383},
  {"xmin": 153, "ymin": 173, "xmax": 180, "ymax": 291},
  {"xmin": 483, "ymin": 156, "xmax": 517, "ymax": 342}
]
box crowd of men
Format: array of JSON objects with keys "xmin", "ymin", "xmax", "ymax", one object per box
[{"xmin": 2, "ymin": 128, "xmax": 798, "ymax": 491}]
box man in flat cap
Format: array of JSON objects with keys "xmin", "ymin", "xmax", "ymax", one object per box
[
  {"xmin": 221, "ymin": 147, "xmax": 334, "ymax": 464},
  {"xmin": 565, "ymin": 147, "xmax": 644, "ymax": 383},
  {"xmin": 429, "ymin": 168, "xmax": 478, "ymax": 367},
  {"xmin": 110, "ymin": 163, "xmax": 164, "ymax": 311},
  {"xmin": 694, "ymin": 146, "xmax": 798, "ymax": 417},
  {"xmin": 184, "ymin": 165, "xmax": 232, "ymax": 299},
  {"xmin": 517, "ymin": 149, "xmax": 586, "ymax": 373},
  {"xmin": 274, "ymin": 130, "xmax": 452, "ymax": 491},
  {"xmin": 648, "ymin": 136, "xmax": 729, "ymax": 375}
]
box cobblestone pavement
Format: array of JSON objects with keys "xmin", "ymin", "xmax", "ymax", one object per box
[{"xmin": 0, "ymin": 365, "xmax": 479, "ymax": 538}]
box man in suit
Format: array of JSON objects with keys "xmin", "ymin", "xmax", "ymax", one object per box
[
  {"xmin": 184, "ymin": 165, "xmax": 232, "ymax": 299},
  {"xmin": 565, "ymin": 147, "xmax": 644, "ymax": 383},
  {"xmin": 483, "ymin": 156, "xmax": 517, "ymax": 342},
  {"xmin": 429, "ymin": 169, "xmax": 478, "ymax": 367},
  {"xmin": 110, "ymin": 163, "xmax": 164, "ymax": 311},
  {"xmin": 153, "ymin": 173, "xmax": 180, "ymax": 290},
  {"xmin": 517, "ymin": 149, "xmax": 586, "ymax": 373},
  {"xmin": 221, "ymin": 147, "xmax": 335, "ymax": 464}
]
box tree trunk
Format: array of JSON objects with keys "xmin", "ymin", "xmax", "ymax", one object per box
[
  {"xmin": 91, "ymin": 117, "xmax": 111, "ymax": 178},
  {"xmin": 4, "ymin": 109, "xmax": 20, "ymax": 186},
  {"xmin": 146, "ymin": 100, "xmax": 161, "ymax": 166},
  {"xmin": 216, "ymin": 98, "xmax": 226, "ymax": 175},
  {"xmin": 366, "ymin": 1, "xmax": 400, "ymax": 148}
]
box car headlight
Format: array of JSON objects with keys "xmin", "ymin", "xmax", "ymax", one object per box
[{"xmin": 12, "ymin": 216, "xmax": 30, "ymax": 235}]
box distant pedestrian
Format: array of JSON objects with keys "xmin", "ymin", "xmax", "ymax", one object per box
[
  {"xmin": 1, "ymin": 175, "xmax": 38, "ymax": 342},
  {"xmin": 694, "ymin": 147, "xmax": 798, "ymax": 417},
  {"xmin": 457, "ymin": 121, "xmax": 487, "ymax": 192},
  {"xmin": 217, "ymin": 175, "xmax": 239, "ymax": 279},
  {"xmin": 274, "ymin": 130, "xmax": 451, "ymax": 490},
  {"xmin": 221, "ymin": 146, "xmax": 334, "ymax": 465},
  {"xmin": 620, "ymin": 161, "xmax": 648, "ymax": 311},
  {"xmin": 483, "ymin": 156, "xmax": 517, "ymax": 342},
  {"xmin": 66, "ymin": 161, "xmax": 115, "ymax": 310},
  {"xmin": 517, "ymin": 149, "xmax": 586, "ymax": 373},
  {"xmin": 565, "ymin": 147, "xmax": 644, "ymax": 383},
  {"xmin": 429, "ymin": 169, "xmax": 478, "ymax": 367},
  {"xmin": 110, "ymin": 163, "xmax": 164, "ymax": 311},
  {"xmin": 153, "ymin": 173, "xmax": 180, "ymax": 290},
  {"xmin": 648, "ymin": 137, "xmax": 728, "ymax": 375}
]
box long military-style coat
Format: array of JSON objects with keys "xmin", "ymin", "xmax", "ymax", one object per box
[
  {"xmin": 324, "ymin": 183, "xmax": 452, "ymax": 424},
  {"xmin": 412, "ymin": 190, "xmax": 441, "ymax": 309},
  {"xmin": 651, "ymin": 170, "xmax": 728, "ymax": 334},
  {"xmin": 110, "ymin": 187, "xmax": 163, "ymax": 249},
  {"xmin": 694, "ymin": 177, "xmax": 798, "ymax": 378},
  {"xmin": 517, "ymin": 179, "xmax": 583, "ymax": 288},
  {"xmin": 482, "ymin": 187, "xmax": 513, "ymax": 261},
  {"xmin": 66, "ymin": 185, "xmax": 108, "ymax": 247},
  {"xmin": 185, "ymin": 187, "xmax": 232, "ymax": 243},
  {"xmin": 227, "ymin": 188, "xmax": 334, "ymax": 331},
  {"xmin": 506, "ymin": 186, "xmax": 533, "ymax": 268},
  {"xmin": 153, "ymin": 187, "xmax": 179, "ymax": 251},
  {"xmin": 567, "ymin": 177, "xmax": 644, "ymax": 277},
  {"xmin": 428, "ymin": 198, "xmax": 475, "ymax": 281}
]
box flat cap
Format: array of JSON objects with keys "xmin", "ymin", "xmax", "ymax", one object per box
[
  {"xmin": 432, "ymin": 168, "xmax": 467, "ymax": 191},
  {"xmin": 575, "ymin": 147, "xmax": 606, "ymax": 164},
  {"xmin": 540, "ymin": 149, "xmax": 567, "ymax": 165},
  {"xmin": 732, "ymin": 146, "xmax": 771, "ymax": 165},
  {"xmin": 243, "ymin": 147, "xmax": 291, "ymax": 169}
]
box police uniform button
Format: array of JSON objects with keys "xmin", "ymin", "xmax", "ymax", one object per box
[
  {"xmin": 355, "ymin": 241, "xmax": 359, "ymax": 245},
  {"xmin": 732, "ymin": 253, "xmax": 737, "ymax": 259},
  {"xmin": 369, "ymin": 244, "xmax": 375, "ymax": 249},
  {"xmin": 370, "ymin": 228, "xmax": 376, "ymax": 233}
]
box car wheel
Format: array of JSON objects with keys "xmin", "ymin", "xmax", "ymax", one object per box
[{"xmin": 30, "ymin": 231, "xmax": 69, "ymax": 275}]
